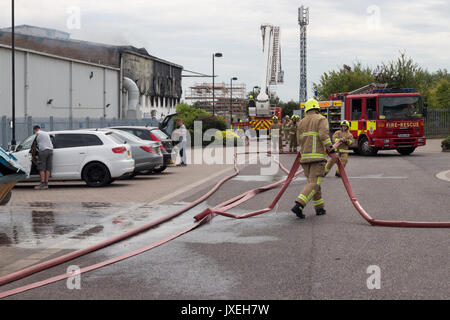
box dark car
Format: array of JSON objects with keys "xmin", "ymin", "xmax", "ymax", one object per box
[{"xmin": 109, "ymin": 126, "xmax": 175, "ymax": 173}]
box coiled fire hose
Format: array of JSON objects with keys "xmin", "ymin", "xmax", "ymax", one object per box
[{"xmin": 1, "ymin": 144, "xmax": 449, "ymax": 298}]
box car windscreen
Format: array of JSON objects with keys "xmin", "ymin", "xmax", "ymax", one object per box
[
  {"xmin": 15, "ymin": 134, "xmax": 36, "ymax": 152},
  {"xmin": 150, "ymin": 129, "xmax": 169, "ymax": 140},
  {"xmin": 379, "ymin": 96, "xmax": 423, "ymax": 120}
]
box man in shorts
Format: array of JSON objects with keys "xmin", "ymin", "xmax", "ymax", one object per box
[{"xmin": 32, "ymin": 125, "xmax": 54, "ymax": 190}]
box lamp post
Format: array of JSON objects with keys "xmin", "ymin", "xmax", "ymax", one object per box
[
  {"xmin": 212, "ymin": 52, "xmax": 222, "ymax": 116},
  {"xmin": 11, "ymin": 0, "xmax": 16, "ymax": 147},
  {"xmin": 230, "ymin": 77, "xmax": 237, "ymax": 125}
]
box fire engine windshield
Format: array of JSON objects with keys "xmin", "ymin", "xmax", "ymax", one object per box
[{"xmin": 379, "ymin": 96, "xmax": 423, "ymax": 120}]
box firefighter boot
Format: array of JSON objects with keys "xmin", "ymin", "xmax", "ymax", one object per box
[
  {"xmin": 316, "ymin": 208, "xmax": 326, "ymax": 216},
  {"xmin": 291, "ymin": 202, "xmax": 305, "ymax": 219}
]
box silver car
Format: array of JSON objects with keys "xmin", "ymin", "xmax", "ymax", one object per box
[{"xmin": 95, "ymin": 129, "xmax": 163, "ymax": 175}]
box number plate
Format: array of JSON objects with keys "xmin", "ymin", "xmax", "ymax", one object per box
[{"xmin": 398, "ymin": 134, "xmax": 410, "ymax": 138}]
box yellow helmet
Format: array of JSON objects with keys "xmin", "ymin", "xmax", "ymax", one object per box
[
  {"xmin": 249, "ymin": 95, "xmax": 254, "ymax": 99},
  {"xmin": 340, "ymin": 120, "xmax": 350, "ymax": 128},
  {"xmin": 272, "ymin": 115, "xmax": 278, "ymax": 120},
  {"xmin": 304, "ymin": 99, "xmax": 320, "ymax": 113},
  {"xmin": 285, "ymin": 115, "xmax": 290, "ymax": 119}
]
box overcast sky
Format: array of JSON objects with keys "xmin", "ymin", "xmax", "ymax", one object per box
[{"xmin": 1, "ymin": 0, "xmax": 449, "ymax": 102}]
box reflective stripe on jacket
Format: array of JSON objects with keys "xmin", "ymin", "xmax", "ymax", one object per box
[{"xmin": 297, "ymin": 112, "xmax": 333, "ymax": 163}]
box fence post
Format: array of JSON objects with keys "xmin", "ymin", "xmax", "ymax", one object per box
[
  {"xmin": 1, "ymin": 116, "xmax": 6, "ymax": 148},
  {"xmin": 27, "ymin": 116, "xmax": 33, "ymax": 137},
  {"xmin": 86, "ymin": 117, "xmax": 90, "ymax": 128},
  {"xmin": 50, "ymin": 116, "xmax": 54, "ymax": 131}
]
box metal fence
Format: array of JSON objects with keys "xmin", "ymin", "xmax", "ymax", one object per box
[
  {"xmin": 424, "ymin": 109, "xmax": 450, "ymax": 138},
  {"xmin": 0, "ymin": 116, "xmax": 161, "ymax": 149}
]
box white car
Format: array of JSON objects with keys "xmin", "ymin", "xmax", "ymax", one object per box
[{"xmin": 13, "ymin": 130, "xmax": 135, "ymax": 187}]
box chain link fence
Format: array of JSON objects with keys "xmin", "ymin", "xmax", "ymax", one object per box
[{"xmin": 0, "ymin": 116, "xmax": 161, "ymax": 149}]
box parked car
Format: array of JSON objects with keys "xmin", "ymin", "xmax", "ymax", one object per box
[
  {"xmin": 92, "ymin": 129, "xmax": 163, "ymax": 175},
  {"xmin": 109, "ymin": 126, "xmax": 176, "ymax": 173},
  {"xmin": 13, "ymin": 130, "xmax": 135, "ymax": 187}
]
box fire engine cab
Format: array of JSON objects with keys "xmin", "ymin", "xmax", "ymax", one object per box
[{"xmin": 301, "ymin": 83, "xmax": 427, "ymax": 156}]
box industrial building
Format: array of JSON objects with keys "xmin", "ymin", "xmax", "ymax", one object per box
[{"xmin": 0, "ymin": 25, "xmax": 183, "ymax": 120}]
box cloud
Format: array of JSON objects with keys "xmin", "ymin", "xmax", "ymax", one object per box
[{"xmin": 0, "ymin": 0, "xmax": 448, "ymax": 102}]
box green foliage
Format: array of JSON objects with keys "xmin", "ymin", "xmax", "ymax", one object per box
[
  {"xmin": 427, "ymin": 77, "xmax": 450, "ymax": 109},
  {"xmin": 280, "ymin": 100, "xmax": 299, "ymax": 117},
  {"xmin": 313, "ymin": 62, "xmax": 375, "ymax": 100},
  {"xmin": 175, "ymin": 102, "xmax": 209, "ymax": 130},
  {"xmin": 313, "ymin": 53, "xmax": 449, "ymax": 109},
  {"xmin": 441, "ymin": 136, "xmax": 450, "ymax": 151}
]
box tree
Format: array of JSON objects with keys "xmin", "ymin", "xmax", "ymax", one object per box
[
  {"xmin": 427, "ymin": 78, "xmax": 450, "ymax": 109},
  {"xmin": 175, "ymin": 102, "xmax": 209, "ymax": 130},
  {"xmin": 280, "ymin": 100, "xmax": 299, "ymax": 117},
  {"xmin": 313, "ymin": 62, "xmax": 374, "ymax": 100}
]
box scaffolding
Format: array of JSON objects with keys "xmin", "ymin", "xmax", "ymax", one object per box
[{"xmin": 185, "ymin": 82, "xmax": 247, "ymax": 118}]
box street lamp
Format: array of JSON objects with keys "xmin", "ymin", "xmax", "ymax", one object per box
[
  {"xmin": 11, "ymin": 0, "xmax": 16, "ymax": 147},
  {"xmin": 212, "ymin": 52, "xmax": 222, "ymax": 116},
  {"xmin": 230, "ymin": 77, "xmax": 238, "ymax": 125}
]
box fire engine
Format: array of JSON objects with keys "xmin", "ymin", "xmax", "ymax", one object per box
[
  {"xmin": 231, "ymin": 24, "xmax": 284, "ymax": 133},
  {"xmin": 300, "ymin": 83, "xmax": 427, "ymax": 156}
]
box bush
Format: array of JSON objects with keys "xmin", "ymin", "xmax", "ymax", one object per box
[{"xmin": 441, "ymin": 136, "xmax": 450, "ymax": 151}]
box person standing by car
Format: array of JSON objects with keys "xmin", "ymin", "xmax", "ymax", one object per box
[
  {"xmin": 175, "ymin": 118, "xmax": 187, "ymax": 166},
  {"xmin": 31, "ymin": 125, "xmax": 53, "ymax": 189}
]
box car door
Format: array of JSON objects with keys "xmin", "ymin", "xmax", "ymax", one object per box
[
  {"xmin": 13, "ymin": 134, "xmax": 36, "ymax": 178},
  {"xmin": 52, "ymin": 134, "xmax": 88, "ymax": 179}
]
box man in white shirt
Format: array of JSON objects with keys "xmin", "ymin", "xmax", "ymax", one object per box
[
  {"xmin": 175, "ymin": 118, "xmax": 187, "ymax": 166},
  {"xmin": 32, "ymin": 125, "xmax": 54, "ymax": 189}
]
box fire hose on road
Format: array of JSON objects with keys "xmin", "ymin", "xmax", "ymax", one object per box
[{"xmin": 0, "ymin": 144, "xmax": 449, "ymax": 298}]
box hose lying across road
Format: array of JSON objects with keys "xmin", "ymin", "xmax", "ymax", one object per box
[{"xmin": 1, "ymin": 145, "xmax": 449, "ymax": 298}]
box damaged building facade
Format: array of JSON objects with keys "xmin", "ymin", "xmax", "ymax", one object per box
[{"xmin": 0, "ymin": 25, "xmax": 182, "ymax": 120}]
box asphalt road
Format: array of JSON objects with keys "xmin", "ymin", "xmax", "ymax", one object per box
[{"xmin": 0, "ymin": 141, "xmax": 449, "ymax": 299}]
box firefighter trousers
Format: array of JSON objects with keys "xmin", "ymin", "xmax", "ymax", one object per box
[
  {"xmin": 289, "ymin": 133, "xmax": 297, "ymax": 152},
  {"xmin": 325, "ymin": 152, "xmax": 348, "ymax": 174},
  {"xmin": 296, "ymin": 161, "xmax": 325, "ymax": 210}
]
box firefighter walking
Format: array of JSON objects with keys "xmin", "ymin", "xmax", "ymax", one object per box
[
  {"xmin": 324, "ymin": 120, "xmax": 353, "ymax": 177},
  {"xmin": 269, "ymin": 116, "xmax": 283, "ymax": 152},
  {"xmin": 288, "ymin": 115, "xmax": 299, "ymax": 152},
  {"xmin": 291, "ymin": 99, "xmax": 338, "ymax": 219},
  {"xmin": 283, "ymin": 115, "xmax": 291, "ymax": 146}
]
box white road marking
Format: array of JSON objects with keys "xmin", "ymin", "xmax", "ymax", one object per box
[{"xmin": 436, "ymin": 170, "xmax": 450, "ymax": 182}]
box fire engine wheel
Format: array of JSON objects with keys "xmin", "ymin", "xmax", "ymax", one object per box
[
  {"xmin": 396, "ymin": 147, "xmax": 416, "ymax": 155},
  {"xmin": 358, "ymin": 137, "xmax": 378, "ymax": 156}
]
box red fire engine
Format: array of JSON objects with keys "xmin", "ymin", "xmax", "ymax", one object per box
[{"xmin": 301, "ymin": 84, "xmax": 427, "ymax": 155}]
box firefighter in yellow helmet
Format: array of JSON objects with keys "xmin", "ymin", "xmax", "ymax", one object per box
[
  {"xmin": 324, "ymin": 120, "xmax": 354, "ymax": 177},
  {"xmin": 291, "ymin": 99, "xmax": 337, "ymax": 219},
  {"xmin": 269, "ymin": 115, "xmax": 283, "ymax": 152},
  {"xmin": 283, "ymin": 115, "xmax": 291, "ymax": 144},
  {"xmin": 288, "ymin": 115, "xmax": 299, "ymax": 152}
]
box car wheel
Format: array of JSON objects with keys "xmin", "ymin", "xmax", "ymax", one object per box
[
  {"xmin": 82, "ymin": 162, "xmax": 111, "ymax": 187},
  {"xmin": 0, "ymin": 191, "xmax": 12, "ymax": 206},
  {"xmin": 396, "ymin": 147, "xmax": 416, "ymax": 155},
  {"xmin": 358, "ymin": 136, "xmax": 378, "ymax": 156},
  {"xmin": 152, "ymin": 165, "xmax": 167, "ymax": 173}
]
